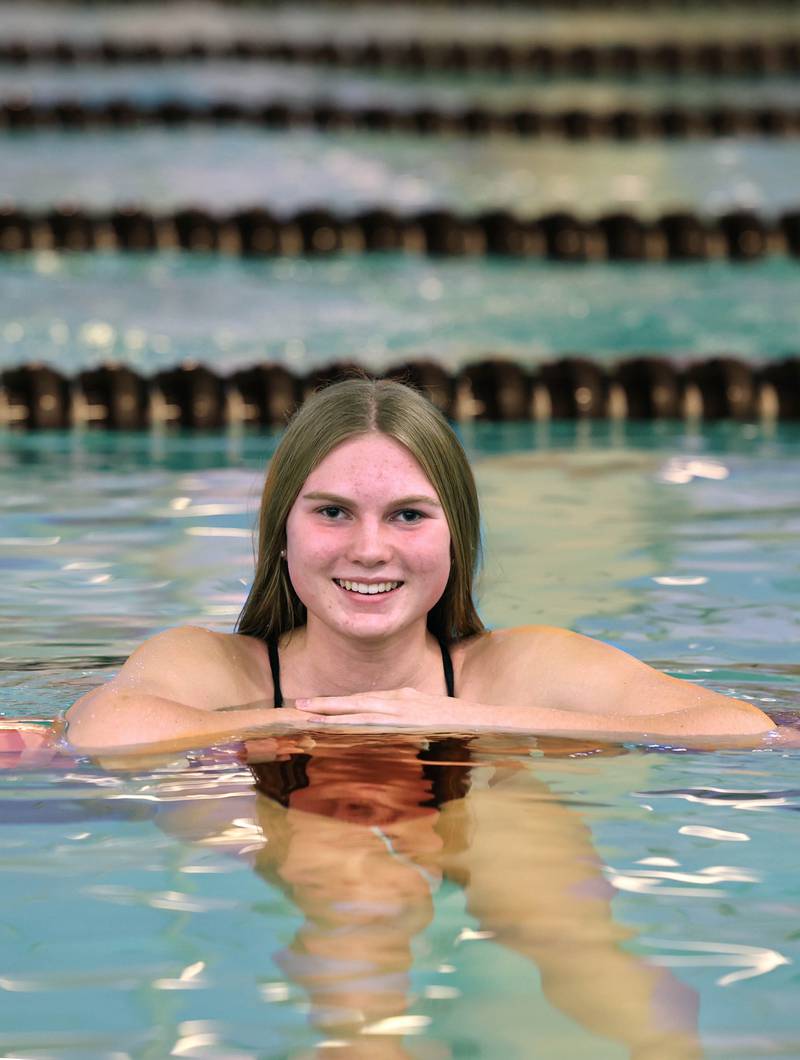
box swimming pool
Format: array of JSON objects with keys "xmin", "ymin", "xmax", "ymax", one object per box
[
  {"xmin": 6, "ymin": 128, "xmax": 800, "ymax": 220},
  {"xmin": 1, "ymin": 421, "xmax": 799, "ymax": 1057},
  {"xmin": 3, "ymin": 254, "xmax": 800, "ymax": 374},
  {"xmin": 3, "ymin": 2, "xmax": 800, "ymax": 1055}
]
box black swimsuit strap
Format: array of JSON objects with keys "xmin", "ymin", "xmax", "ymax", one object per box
[
  {"xmin": 440, "ymin": 637, "xmax": 455, "ymax": 698},
  {"xmin": 267, "ymin": 635, "xmax": 455, "ymax": 708},
  {"xmin": 267, "ymin": 635, "xmax": 283, "ymax": 709}
]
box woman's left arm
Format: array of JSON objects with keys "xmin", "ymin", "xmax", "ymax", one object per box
[
  {"xmin": 296, "ymin": 629, "xmax": 775, "ymax": 740},
  {"xmin": 508, "ymin": 626, "xmax": 774, "ymax": 737}
]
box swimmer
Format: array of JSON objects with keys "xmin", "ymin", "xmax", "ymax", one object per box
[{"xmin": 66, "ymin": 377, "xmax": 775, "ymax": 752}]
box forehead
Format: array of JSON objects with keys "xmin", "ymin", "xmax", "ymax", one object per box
[{"xmin": 303, "ymin": 433, "xmax": 435, "ymax": 494}]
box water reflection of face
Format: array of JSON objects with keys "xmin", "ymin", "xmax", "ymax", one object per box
[
  {"xmin": 291, "ymin": 749, "xmax": 437, "ymax": 827},
  {"xmin": 247, "ymin": 735, "xmax": 471, "ymax": 829}
]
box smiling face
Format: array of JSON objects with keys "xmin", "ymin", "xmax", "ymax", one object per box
[{"xmin": 284, "ymin": 432, "xmax": 452, "ymax": 642}]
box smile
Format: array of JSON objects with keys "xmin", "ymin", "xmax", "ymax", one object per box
[{"xmin": 333, "ymin": 579, "xmax": 403, "ymax": 596}]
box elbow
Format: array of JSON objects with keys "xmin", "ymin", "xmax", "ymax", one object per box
[
  {"xmin": 65, "ymin": 687, "xmax": 138, "ymax": 750},
  {"xmin": 657, "ymin": 699, "xmax": 775, "ymax": 739},
  {"xmin": 725, "ymin": 700, "xmax": 775, "ymax": 736},
  {"xmin": 700, "ymin": 692, "xmax": 775, "ymax": 736},
  {"xmin": 646, "ymin": 677, "xmax": 776, "ymax": 738}
]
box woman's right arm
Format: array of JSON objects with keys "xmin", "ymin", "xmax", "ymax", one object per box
[{"xmin": 66, "ymin": 626, "xmax": 294, "ymax": 752}]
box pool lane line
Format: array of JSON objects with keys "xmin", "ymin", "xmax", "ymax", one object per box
[
  {"xmin": 4, "ymin": 98, "xmax": 800, "ymax": 140},
  {"xmin": 1, "ymin": 38, "xmax": 800, "ymax": 77},
  {"xmin": 1, "ymin": 356, "xmax": 797, "ymax": 430},
  {"xmin": 0, "ymin": 205, "xmax": 798, "ymax": 260}
]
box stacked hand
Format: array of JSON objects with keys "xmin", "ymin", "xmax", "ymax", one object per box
[{"xmin": 293, "ymin": 686, "xmax": 476, "ymax": 728}]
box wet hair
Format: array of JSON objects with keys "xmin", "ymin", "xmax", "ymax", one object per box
[{"xmin": 236, "ymin": 377, "xmax": 484, "ymax": 644}]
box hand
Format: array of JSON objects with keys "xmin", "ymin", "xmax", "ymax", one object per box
[
  {"xmin": 0, "ymin": 722, "xmax": 65, "ymax": 769},
  {"xmin": 295, "ymin": 686, "xmax": 477, "ymax": 729}
]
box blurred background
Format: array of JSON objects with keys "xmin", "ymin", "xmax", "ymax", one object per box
[{"xmin": 1, "ymin": 0, "xmax": 800, "ymax": 393}]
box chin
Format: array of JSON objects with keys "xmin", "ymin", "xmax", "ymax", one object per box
[
  {"xmin": 328, "ymin": 608, "xmax": 415, "ymax": 640},
  {"xmin": 338, "ymin": 617, "xmax": 406, "ymax": 639}
]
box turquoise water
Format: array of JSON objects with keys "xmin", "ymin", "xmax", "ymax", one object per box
[
  {"xmin": 1, "ymin": 423, "xmax": 800, "ymax": 1058},
  {"xmin": 4, "ymin": 128, "xmax": 800, "ymax": 216},
  {"xmin": 3, "ymin": 255, "xmax": 800, "ymax": 374}
]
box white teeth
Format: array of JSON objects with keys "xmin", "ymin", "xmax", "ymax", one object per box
[{"xmin": 336, "ymin": 579, "xmax": 400, "ymax": 595}]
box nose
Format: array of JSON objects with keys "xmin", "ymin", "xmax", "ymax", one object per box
[{"xmin": 346, "ymin": 516, "xmax": 392, "ymax": 568}]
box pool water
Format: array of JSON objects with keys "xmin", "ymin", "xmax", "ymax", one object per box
[
  {"xmin": 3, "ymin": 254, "xmax": 800, "ymax": 375},
  {"xmin": 1, "ymin": 423, "xmax": 799, "ymax": 1058},
  {"xmin": 9, "ymin": 63, "xmax": 800, "ymax": 112},
  {"xmin": 4, "ymin": 2, "xmax": 800, "ymax": 1055},
  {"xmin": 5, "ymin": 128, "xmax": 800, "ymax": 218}
]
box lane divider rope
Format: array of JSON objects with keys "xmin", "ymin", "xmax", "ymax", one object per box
[
  {"xmin": 1, "ymin": 356, "xmax": 798, "ymax": 428},
  {"xmin": 2, "ymin": 37, "xmax": 799, "ymax": 76},
  {"xmin": 4, "ymin": 97, "xmax": 800, "ymax": 139},
  {"xmin": 1, "ymin": 205, "xmax": 798, "ymax": 259}
]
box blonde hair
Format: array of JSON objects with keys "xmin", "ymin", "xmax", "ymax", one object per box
[{"xmin": 236, "ymin": 377, "xmax": 483, "ymax": 643}]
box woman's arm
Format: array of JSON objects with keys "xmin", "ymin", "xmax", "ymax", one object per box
[
  {"xmin": 295, "ymin": 628, "xmax": 774, "ymax": 739},
  {"xmin": 516, "ymin": 626, "xmax": 774, "ymax": 736},
  {"xmin": 297, "ymin": 689, "xmax": 772, "ymax": 740},
  {"xmin": 67, "ymin": 686, "xmax": 280, "ymax": 751},
  {"xmin": 65, "ymin": 626, "xmax": 306, "ymax": 751}
]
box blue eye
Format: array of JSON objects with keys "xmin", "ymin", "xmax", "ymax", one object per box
[{"xmin": 318, "ymin": 506, "xmax": 345, "ymax": 519}]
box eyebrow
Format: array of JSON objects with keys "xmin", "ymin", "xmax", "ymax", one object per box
[{"xmin": 302, "ymin": 491, "xmax": 441, "ymax": 508}]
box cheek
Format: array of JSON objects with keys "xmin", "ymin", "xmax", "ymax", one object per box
[
  {"xmin": 410, "ymin": 526, "xmax": 452, "ymax": 585},
  {"xmin": 286, "ymin": 511, "xmax": 335, "ymax": 563},
  {"xmin": 284, "ymin": 512, "xmax": 332, "ymax": 605}
]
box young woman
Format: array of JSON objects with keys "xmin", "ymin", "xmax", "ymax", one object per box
[{"xmin": 66, "ymin": 377, "xmax": 774, "ymax": 751}]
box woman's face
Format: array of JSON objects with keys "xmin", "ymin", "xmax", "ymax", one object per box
[{"xmin": 284, "ymin": 432, "xmax": 452, "ymax": 641}]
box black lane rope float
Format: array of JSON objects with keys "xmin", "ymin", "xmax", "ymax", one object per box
[
  {"xmin": 2, "ymin": 38, "xmax": 800, "ymax": 77},
  {"xmin": 2, "ymin": 356, "xmax": 798, "ymax": 429},
  {"xmin": 1, "ymin": 205, "xmax": 798, "ymax": 260},
  {"xmin": 6, "ymin": 97, "xmax": 800, "ymax": 139}
]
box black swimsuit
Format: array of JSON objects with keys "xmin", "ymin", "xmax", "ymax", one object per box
[{"xmin": 267, "ymin": 636, "xmax": 455, "ymax": 707}]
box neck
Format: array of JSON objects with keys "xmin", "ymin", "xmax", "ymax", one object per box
[{"xmin": 288, "ymin": 619, "xmax": 441, "ymax": 698}]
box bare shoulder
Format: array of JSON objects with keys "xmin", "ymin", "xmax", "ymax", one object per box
[
  {"xmin": 70, "ymin": 625, "xmax": 271, "ymax": 713},
  {"xmin": 457, "ymin": 625, "xmax": 579, "ymax": 669},
  {"xmin": 455, "ymin": 624, "xmax": 660, "ymax": 709},
  {"xmin": 455, "ymin": 625, "xmax": 578, "ymax": 703}
]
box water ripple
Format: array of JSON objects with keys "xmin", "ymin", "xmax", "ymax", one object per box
[
  {"xmin": 639, "ymin": 787, "xmax": 800, "ymax": 811},
  {"xmin": 641, "ymin": 937, "xmax": 790, "ymax": 987}
]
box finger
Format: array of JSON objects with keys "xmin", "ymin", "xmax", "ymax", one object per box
[
  {"xmin": 265, "ymin": 707, "xmax": 319, "ymax": 723},
  {"xmin": 308, "ymin": 713, "xmax": 390, "ymax": 727},
  {"xmin": 296, "ymin": 697, "xmax": 383, "ymax": 716},
  {"xmin": 306, "ymin": 714, "xmax": 424, "ymax": 729},
  {"xmin": 243, "ymin": 708, "xmax": 317, "ymax": 732}
]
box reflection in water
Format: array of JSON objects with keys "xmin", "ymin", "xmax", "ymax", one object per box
[
  {"xmin": 152, "ymin": 733, "xmax": 702, "ymax": 1058},
  {"xmin": 247, "ymin": 737, "xmax": 470, "ymax": 1054}
]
